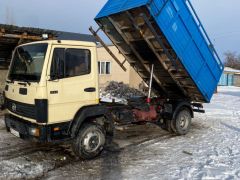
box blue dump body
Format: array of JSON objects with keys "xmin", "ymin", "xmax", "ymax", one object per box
[{"xmin": 95, "ymin": 0, "xmax": 223, "ymax": 103}]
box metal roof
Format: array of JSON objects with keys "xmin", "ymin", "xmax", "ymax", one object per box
[{"xmin": 224, "ymin": 67, "xmax": 240, "ymax": 73}]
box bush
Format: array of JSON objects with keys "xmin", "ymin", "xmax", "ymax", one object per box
[{"xmin": 224, "ymin": 51, "xmax": 240, "ymax": 70}]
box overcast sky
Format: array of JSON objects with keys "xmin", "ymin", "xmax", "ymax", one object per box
[{"xmin": 0, "ymin": 0, "xmax": 239, "ymax": 60}]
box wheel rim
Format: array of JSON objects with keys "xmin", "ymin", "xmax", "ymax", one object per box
[
  {"xmin": 178, "ymin": 111, "xmax": 190, "ymax": 130},
  {"xmin": 83, "ymin": 130, "xmax": 103, "ymax": 153}
]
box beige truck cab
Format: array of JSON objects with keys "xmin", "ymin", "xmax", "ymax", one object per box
[{"xmin": 4, "ymin": 40, "xmax": 111, "ymax": 159}]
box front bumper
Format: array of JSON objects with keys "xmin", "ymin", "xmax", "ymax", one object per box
[{"xmin": 5, "ymin": 114, "xmax": 72, "ymax": 143}]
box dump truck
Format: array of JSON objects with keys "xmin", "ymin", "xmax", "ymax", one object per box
[{"xmin": 3, "ymin": 0, "xmax": 223, "ymax": 159}]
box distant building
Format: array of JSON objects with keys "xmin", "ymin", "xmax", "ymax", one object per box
[
  {"xmin": 234, "ymin": 73, "xmax": 240, "ymax": 87},
  {"xmin": 97, "ymin": 45, "xmax": 142, "ymax": 89},
  {"xmin": 218, "ymin": 67, "xmax": 240, "ymax": 86}
]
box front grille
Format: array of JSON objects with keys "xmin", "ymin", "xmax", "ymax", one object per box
[{"xmin": 5, "ymin": 98, "xmax": 36, "ymax": 120}]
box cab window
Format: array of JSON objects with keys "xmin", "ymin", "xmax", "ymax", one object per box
[
  {"xmin": 51, "ymin": 48, "xmax": 91, "ymax": 79},
  {"xmin": 65, "ymin": 49, "xmax": 91, "ymax": 77}
]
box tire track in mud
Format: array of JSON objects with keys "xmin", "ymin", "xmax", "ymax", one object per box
[
  {"xmin": 37, "ymin": 134, "xmax": 177, "ymax": 179},
  {"xmin": 0, "ymin": 134, "xmax": 195, "ymax": 180},
  {"xmin": 45, "ymin": 134, "xmax": 179, "ymax": 177},
  {"xmin": 123, "ymin": 133, "xmax": 177, "ymax": 150},
  {"xmin": 0, "ymin": 121, "xmax": 207, "ymax": 179},
  {"xmin": 0, "ymin": 141, "xmax": 78, "ymax": 161},
  {"xmin": 0, "ymin": 146, "xmax": 55, "ymax": 161},
  {"xmin": 0, "ymin": 134, "xmax": 74, "ymax": 161},
  {"xmin": 0, "ymin": 143, "xmax": 31, "ymax": 152}
]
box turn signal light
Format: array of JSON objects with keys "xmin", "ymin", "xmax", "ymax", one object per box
[{"xmin": 53, "ymin": 127, "xmax": 60, "ymax": 131}]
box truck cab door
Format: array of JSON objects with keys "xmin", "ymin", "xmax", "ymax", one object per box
[{"xmin": 47, "ymin": 45, "xmax": 98, "ymax": 124}]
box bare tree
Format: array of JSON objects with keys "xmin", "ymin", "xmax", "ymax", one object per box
[{"xmin": 224, "ymin": 51, "xmax": 240, "ymax": 70}]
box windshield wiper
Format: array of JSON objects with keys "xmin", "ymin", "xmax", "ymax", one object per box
[
  {"xmin": 11, "ymin": 74, "xmax": 31, "ymax": 86},
  {"xmin": 6, "ymin": 79, "xmax": 14, "ymax": 84},
  {"xmin": 18, "ymin": 81, "xmax": 31, "ymax": 86},
  {"xmin": 18, "ymin": 78, "xmax": 31, "ymax": 86}
]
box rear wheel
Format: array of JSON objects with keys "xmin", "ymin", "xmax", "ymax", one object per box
[
  {"xmin": 172, "ymin": 108, "xmax": 192, "ymax": 135},
  {"xmin": 72, "ymin": 122, "xmax": 106, "ymax": 160}
]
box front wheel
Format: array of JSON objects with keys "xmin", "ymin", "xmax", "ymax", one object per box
[
  {"xmin": 172, "ymin": 108, "xmax": 192, "ymax": 135},
  {"xmin": 72, "ymin": 122, "xmax": 106, "ymax": 160}
]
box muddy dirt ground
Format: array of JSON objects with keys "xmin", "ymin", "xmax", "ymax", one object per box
[{"xmin": 0, "ymin": 86, "xmax": 240, "ymax": 179}]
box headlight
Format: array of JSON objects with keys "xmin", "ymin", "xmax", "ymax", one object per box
[{"xmin": 29, "ymin": 127, "xmax": 40, "ymax": 137}]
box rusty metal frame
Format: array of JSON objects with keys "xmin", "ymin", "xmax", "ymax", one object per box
[
  {"xmin": 106, "ymin": 16, "xmax": 169, "ymax": 95},
  {"xmin": 89, "ymin": 26, "xmax": 127, "ymax": 72},
  {"xmin": 0, "ymin": 26, "xmax": 55, "ymax": 69},
  {"xmin": 0, "ymin": 30, "xmax": 54, "ymax": 41}
]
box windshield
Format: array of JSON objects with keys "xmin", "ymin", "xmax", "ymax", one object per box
[{"xmin": 8, "ymin": 43, "xmax": 48, "ymax": 82}]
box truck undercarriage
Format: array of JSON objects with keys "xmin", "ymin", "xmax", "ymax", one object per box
[{"xmin": 5, "ymin": 95, "xmax": 204, "ymax": 141}]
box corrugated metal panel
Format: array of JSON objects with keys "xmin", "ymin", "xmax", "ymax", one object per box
[
  {"xmin": 149, "ymin": 0, "xmax": 223, "ymax": 101},
  {"xmin": 219, "ymin": 73, "xmax": 235, "ymax": 86},
  {"xmin": 228, "ymin": 74, "xmax": 234, "ymax": 86},
  {"xmin": 96, "ymin": 0, "xmax": 223, "ymax": 102}
]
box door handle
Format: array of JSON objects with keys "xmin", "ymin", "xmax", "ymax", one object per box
[
  {"xmin": 50, "ymin": 90, "xmax": 58, "ymax": 94},
  {"xmin": 84, "ymin": 87, "xmax": 96, "ymax": 92}
]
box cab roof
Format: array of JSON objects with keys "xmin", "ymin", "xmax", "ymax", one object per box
[{"xmin": 18, "ymin": 40, "xmax": 97, "ymax": 47}]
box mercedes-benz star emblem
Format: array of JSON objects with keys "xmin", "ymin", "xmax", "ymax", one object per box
[{"xmin": 12, "ymin": 103, "xmax": 17, "ymax": 112}]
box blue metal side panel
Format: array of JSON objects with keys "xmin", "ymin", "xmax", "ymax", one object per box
[
  {"xmin": 96, "ymin": 0, "xmax": 149, "ymax": 19},
  {"xmin": 96, "ymin": 0, "xmax": 223, "ymax": 102},
  {"xmin": 147, "ymin": 0, "xmax": 223, "ymax": 102}
]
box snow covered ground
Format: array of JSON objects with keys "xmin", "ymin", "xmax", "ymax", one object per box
[{"xmin": 0, "ymin": 86, "xmax": 239, "ymax": 179}]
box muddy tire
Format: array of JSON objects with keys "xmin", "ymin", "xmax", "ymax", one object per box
[
  {"xmin": 72, "ymin": 122, "xmax": 106, "ymax": 160},
  {"xmin": 172, "ymin": 108, "xmax": 191, "ymax": 135},
  {"xmin": 159, "ymin": 119, "xmax": 174, "ymax": 133}
]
